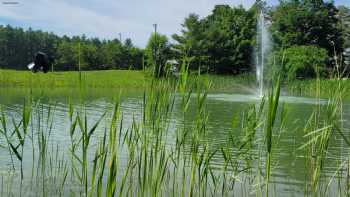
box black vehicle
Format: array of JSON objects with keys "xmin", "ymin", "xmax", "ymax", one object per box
[{"xmin": 27, "ymin": 52, "xmax": 49, "ymax": 73}]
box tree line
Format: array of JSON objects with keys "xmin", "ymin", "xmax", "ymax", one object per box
[
  {"xmin": 171, "ymin": 0, "xmax": 350, "ymax": 78},
  {"xmin": 1, "ymin": 0, "xmax": 350, "ymax": 79},
  {"xmin": 0, "ymin": 25, "xmax": 143, "ymax": 71},
  {"xmin": 147, "ymin": 0, "xmax": 350, "ymax": 78}
]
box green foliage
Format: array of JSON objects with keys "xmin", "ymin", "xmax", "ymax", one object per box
[
  {"xmin": 173, "ymin": 5, "xmax": 256, "ymax": 74},
  {"xmin": 145, "ymin": 33, "xmax": 172, "ymax": 77},
  {"xmin": 0, "ymin": 25, "xmax": 144, "ymax": 71},
  {"xmin": 56, "ymin": 40, "xmax": 78, "ymax": 70},
  {"xmin": 270, "ymin": 0, "xmax": 343, "ymax": 55},
  {"xmin": 172, "ymin": 14, "xmax": 207, "ymax": 70},
  {"xmin": 338, "ymin": 6, "xmax": 350, "ymax": 69},
  {"xmin": 0, "ymin": 70, "xmax": 147, "ymax": 89},
  {"xmin": 0, "ymin": 25, "xmax": 60, "ymax": 70},
  {"xmin": 273, "ymin": 45, "xmax": 328, "ymax": 80},
  {"xmin": 123, "ymin": 39, "xmax": 144, "ymax": 70},
  {"xmin": 338, "ymin": 6, "xmax": 350, "ymax": 49}
]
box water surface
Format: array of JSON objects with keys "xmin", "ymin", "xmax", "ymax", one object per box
[{"xmin": 0, "ymin": 87, "xmax": 348, "ymax": 196}]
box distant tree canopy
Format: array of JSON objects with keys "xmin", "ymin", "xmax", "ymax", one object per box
[
  {"xmin": 339, "ymin": 6, "xmax": 350, "ymax": 67},
  {"xmin": 272, "ymin": 45, "xmax": 328, "ymax": 80},
  {"xmin": 268, "ymin": 0, "xmax": 349, "ymax": 78},
  {"xmin": 338, "ymin": 6, "xmax": 350, "ymax": 49},
  {"xmin": 0, "ymin": 25, "xmax": 143, "ymax": 71},
  {"xmin": 0, "ymin": 25, "xmax": 60, "ymax": 70},
  {"xmin": 270, "ymin": 0, "xmax": 343, "ymax": 55},
  {"xmin": 145, "ymin": 32, "xmax": 172, "ymax": 77},
  {"xmin": 173, "ymin": 5, "xmax": 256, "ymax": 74}
]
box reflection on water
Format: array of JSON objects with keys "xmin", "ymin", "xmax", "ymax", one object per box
[
  {"xmin": 208, "ymin": 93, "xmax": 328, "ymax": 105},
  {"xmin": 0, "ymin": 87, "xmax": 349, "ymax": 196}
]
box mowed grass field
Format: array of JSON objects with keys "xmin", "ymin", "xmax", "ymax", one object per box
[
  {"xmin": 1, "ymin": 69, "xmax": 350, "ymax": 99},
  {"xmin": 0, "ymin": 69, "xmax": 255, "ymax": 92},
  {"xmin": 0, "ymin": 69, "xmax": 148, "ymax": 89}
]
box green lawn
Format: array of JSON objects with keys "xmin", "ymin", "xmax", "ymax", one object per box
[
  {"xmin": 0, "ymin": 69, "xmax": 254, "ymax": 91},
  {"xmin": 0, "ymin": 69, "xmax": 148, "ymax": 89},
  {"xmin": 1, "ymin": 69, "xmax": 350, "ymax": 99}
]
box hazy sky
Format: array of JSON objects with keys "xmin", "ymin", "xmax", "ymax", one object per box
[{"xmin": 0, "ymin": 0, "xmax": 349, "ymax": 47}]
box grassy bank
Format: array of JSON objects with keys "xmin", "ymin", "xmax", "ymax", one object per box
[
  {"xmin": 2, "ymin": 69, "xmax": 350, "ymax": 99},
  {"xmin": 0, "ymin": 69, "xmax": 256, "ymax": 90},
  {"xmin": 0, "ymin": 69, "xmax": 147, "ymax": 89},
  {"xmin": 287, "ymin": 79, "xmax": 350, "ymax": 98}
]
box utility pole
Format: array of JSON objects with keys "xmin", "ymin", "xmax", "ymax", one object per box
[
  {"xmin": 119, "ymin": 33, "xmax": 122, "ymax": 43},
  {"xmin": 78, "ymin": 42, "xmax": 81, "ymax": 72},
  {"xmin": 78, "ymin": 41, "xmax": 82, "ymax": 83},
  {"xmin": 153, "ymin": 23, "xmax": 158, "ymax": 77}
]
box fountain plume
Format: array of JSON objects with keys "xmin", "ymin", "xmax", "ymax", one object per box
[{"xmin": 256, "ymin": 8, "xmax": 271, "ymax": 97}]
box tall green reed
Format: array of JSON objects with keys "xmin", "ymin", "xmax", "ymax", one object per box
[{"xmin": 264, "ymin": 76, "xmax": 281, "ymax": 197}]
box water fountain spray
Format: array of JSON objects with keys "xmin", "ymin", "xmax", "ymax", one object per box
[{"xmin": 256, "ymin": 6, "xmax": 271, "ymax": 97}]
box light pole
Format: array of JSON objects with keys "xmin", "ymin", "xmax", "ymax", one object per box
[
  {"xmin": 153, "ymin": 23, "xmax": 158, "ymax": 77},
  {"xmin": 78, "ymin": 41, "xmax": 82, "ymax": 84}
]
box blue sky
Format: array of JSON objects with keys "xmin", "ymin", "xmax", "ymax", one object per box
[{"xmin": 0, "ymin": 0, "xmax": 349, "ymax": 47}]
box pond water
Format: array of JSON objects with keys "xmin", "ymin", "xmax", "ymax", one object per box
[{"xmin": 0, "ymin": 86, "xmax": 348, "ymax": 196}]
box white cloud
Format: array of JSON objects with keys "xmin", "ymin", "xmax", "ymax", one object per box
[{"xmin": 0, "ymin": 0, "xmax": 255, "ymax": 47}]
